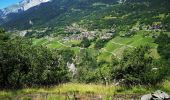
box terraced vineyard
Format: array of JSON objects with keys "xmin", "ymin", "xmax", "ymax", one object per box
[{"xmin": 32, "ymin": 30, "xmax": 161, "ymax": 62}]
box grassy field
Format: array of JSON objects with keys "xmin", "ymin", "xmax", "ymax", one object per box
[
  {"xmin": 0, "ymin": 83, "xmax": 117, "ymax": 99},
  {"xmin": 0, "ymin": 81, "xmax": 170, "ymax": 100}
]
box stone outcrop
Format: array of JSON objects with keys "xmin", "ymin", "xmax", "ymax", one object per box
[{"xmin": 141, "ymin": 90, "xmax": 170, "ymax": 100}]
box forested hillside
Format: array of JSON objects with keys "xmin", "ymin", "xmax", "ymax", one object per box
[{"xmin": 1, "ymin": 0, "xmax": 170, "ymax": 31}]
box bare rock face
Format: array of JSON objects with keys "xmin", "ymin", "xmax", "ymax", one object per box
[
  {"xmin": 67, "ymin": 62, "xmax": 77, "ymax": 77},
  {"xmin": 141, "ymin": 94, "xmax": 152, "ymax": 100},
  {"xmin": 141, "ymin": 90, "xmax": 170, "ymax": 100},
  {"xmin": 20, "ymin": 0, "xmax": 51, "ymax": 11}
]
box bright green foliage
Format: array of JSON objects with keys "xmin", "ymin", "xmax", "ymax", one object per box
[
  {"xmin": 113, "ymin": 46, "xmax": 165, "ymax": 86},
  {"xmin": 155, "ymin": 33, "xmax": 170, "ymax": 78},
  {"xmin": 96, "ymin": 57, "xmax": 118, "ymax": 85},
  {"xmin": 0, "ymin": 37, "xmax": 69, "ymax": 88},
  {"xmin": 155, "ymin": 33, "xmax": 170, "ymax": 60},
  {"xmin": 76, "ymin": 49, "xmax": 98, "ymax": 83}
]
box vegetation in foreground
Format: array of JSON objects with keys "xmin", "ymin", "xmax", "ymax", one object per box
[
  {"xmin": 1, "ymin": 29, "xmax": 170, "ymax": 88},
  {"xmin": 0, "ymin": 81, "xmax": 170, "ymax": 99}
]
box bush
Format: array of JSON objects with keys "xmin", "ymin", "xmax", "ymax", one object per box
[
  {"xmin": 0, "ymin": 37, "xmax": 70, "ymax": 88},
  {"xmin": 79, "ymin": 37, "xmax": 91, "ymax": 48},
  {"xmin": 155, "ymin": 33, "xmax": 170, "ymax": 60},
  {"xmin": 113, "ymin": 46, "xmax": 165, "ymax": 86},
  {"xmin": 94, "ymin": 39, "xmax": 109, "ymax": 49}
]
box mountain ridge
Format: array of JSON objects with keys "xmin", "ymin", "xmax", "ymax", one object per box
[
  {"xmin": 0, "ymin": 0, "xmax": 51, "ymax": 18},
  {"xmin": 0, "ymin": 0, "xmax": 170, "ymax": 33}
]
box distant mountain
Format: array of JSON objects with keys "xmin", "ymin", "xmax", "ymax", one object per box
[
  {"xmin": 0, "ymin": 0, "xmax": 51, "ymax": 18},
  {"xmin": 1, "ymin": 4, "xmax": 21, "ymax": 16},
  {"xmin": 0, "ymin": 10, "xmax": 3, "ymax": 17},
  {"xmin": 0, "ymin": 0, "xmax": 118, "ymax": 30}
]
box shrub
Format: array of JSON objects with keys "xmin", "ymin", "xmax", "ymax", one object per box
[{"xmin": 113, "ymin": 46, "xmax": 165, "ymax": 86}]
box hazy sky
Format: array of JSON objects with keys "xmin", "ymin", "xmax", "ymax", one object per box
[{"xmin": 0, "ymin": 0, "xmax": 21, "ymax": 9}]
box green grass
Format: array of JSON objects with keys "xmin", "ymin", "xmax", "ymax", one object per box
[
  {"xmin": 50, "ymin": 83, "xmax": 117, "ymax": 95},
  {"xmin": 104, "ymin": 41, "xmax": 122, "ymax": 52},
  {"xmin": 0, "ymin": 83, "xmax": 117, "ymax": 99},
  {"xmin": 159, "ymin": 80, "xmax": 170, "ymax": 93},
  {"xmin": 111, "ymin": 35, "xmax": 142, "ymax": 45},
  {"xmin": 97, "ymin": 51, "xmax": 113, "ymax": 62},
  {"xmin": 64, "ymin": 40, "xmax": 81, "ymax": 46},
  {"xmin": 70, "ymin": 47, "xmax": 81, "ymax": 53},
  {"xmin": 113, "ymin": 46, "xmax": 129, "ymax": 58},
  {"xmin": 32, "ymin": 38, "xmax": 48, "ymax": 45},
  {"xmin": 47, "ymin": 41, "xmax": 63, "ymax": 49},
  {"xmin": 165, "ymin": 32, "xmax": 170, "ymax": 36},
  {"xmin": 150, "ymin": 48, "xmax": 160, "ymax": 59},
  {"xmin": 131, "ymin": 37, "xmax": 155, "ymax": 47},
  {"xmin": 0, "ymin": 81, "xmax": 170, "ymax": 100},
  {"xmin": 105, "ymin": 31, "xmax": 160, "ymax": 58}
]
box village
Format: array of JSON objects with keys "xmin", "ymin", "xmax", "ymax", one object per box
[{"xmin": 63, "ymin": 23, "xmax": 115, "ymax": 41}]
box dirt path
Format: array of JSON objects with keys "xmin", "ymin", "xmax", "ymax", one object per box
[
  {"xmin": 111, "ymin": 41, "xmax": 135, "ymax": 48},
  {"xmin": 57, "ymin": 40, "xmax": 72, "ymax": 48},
  {"xmin": 101, "ymin": 48, "xmax": 117, "ymax": 56}
]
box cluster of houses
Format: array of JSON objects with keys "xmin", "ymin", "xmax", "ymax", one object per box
[
  {"xmin": 63, "ymin": 22, "xmax": 163, "ymax": 42},
  {"xmin": 63, "ymin": 31, "xmax": 97, "ymax": 41},
  {"xmin": 140, "ymin": 23, "xmax": 163, "ymax": 31},
  {"xmin": 63, "ymin": 23, "xmax": 115, "ymax": 41}
]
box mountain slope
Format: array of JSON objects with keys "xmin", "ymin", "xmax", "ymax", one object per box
[
  {"xmin": 0, "ymin": 0, "xmax": 51, "ymax": 16},
  {"xmin": 0, "ymin": 0, "xmax": 51, "ymax": 26},
  {"xmin": 0, "ymin": 0, "xmax": 118, "ymax": 30},
  {"xmin": 0, "ymin": 0, "xmax": 170, "ymax": 34}
]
